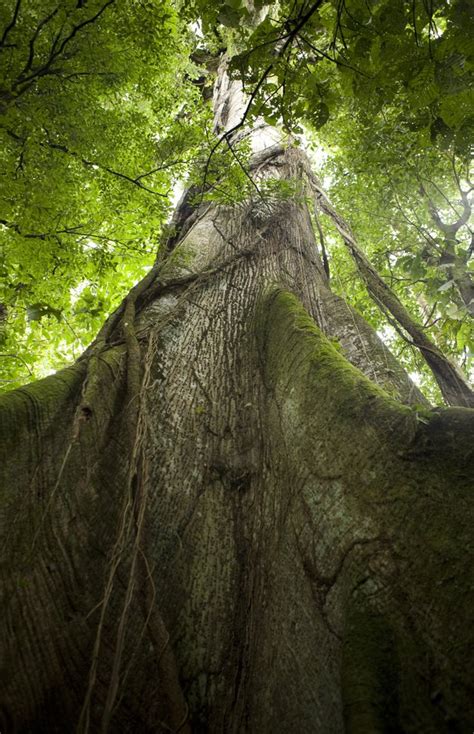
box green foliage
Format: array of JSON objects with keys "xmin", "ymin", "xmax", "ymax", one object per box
[
  {"xmin": 0, "ymin": 0, "xmax": 210, "ymax": 388},
  {"xmin": 193, "ymin": 0, "xmax": 473, "ymax": 163},
  {"xmin": 313, "ymin": 102, "xmax": 473, "ymax": 399},
  {"xmin": 198, "ymin": 137, "xmax": 302, "ymax": 206}
]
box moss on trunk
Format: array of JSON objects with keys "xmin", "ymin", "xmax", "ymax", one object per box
[{"xmin": 258, "ymin": 288, "xmax": 474, "ymax": 732}]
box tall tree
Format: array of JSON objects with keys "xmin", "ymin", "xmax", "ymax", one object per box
[{"xmin": 1, "ymin": 1, "xmax": 473, "ymax": 732}]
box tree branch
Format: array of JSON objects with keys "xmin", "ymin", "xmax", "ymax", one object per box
[
  {"xmin": 0, "ymin": 0, "xmax": 21, "ymax": 50},
  {"xmin": 43, "ymin": 135, "xmax": 169, "ymax": 197},
  {"xmin": 0, "ymin": 0, "xmax": 115, "ymax": 109},
  {"xmin": 305, "ymin": 167, "xmax": 474, "ymax": 407},
  {"xmin": 420, "ymin": 182, "xmax": 472, "ymax": 236},
  {"xmin": 17, "ymin": 6, "xmax": 59, "ymax": 82}
]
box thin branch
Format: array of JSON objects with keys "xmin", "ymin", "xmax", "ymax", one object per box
[
  {"xmin": 0, "ymin": 217, "xmax": 83, "ymax": 240},
  {"xmin": 0, "ymin": 353, "xmax": 33, "ymax": 375},
  {"xmin": 225, "ymin": 137, "xmax": 263, "ymax": 199},
  {"xmin": 44, "ymin": 137, "xmax": 169, "ymax": 197},
  {"xmin": 420, "ymin": 182, "xmax": 472, "ymax": 235},
  {"xmin": 52, "ymin": 0, "xmax": 114, "ymax": 62},
  {"xmin": 3, "ymin": 124, "xmax": 171, "ymax": 196},
  {"xmin": 18, "ymin": 6, "xmax": 59, "ymax": 81},
  {"xmin": 299, "ymin": 32, "xmax": 370, "ymax": 77},
  {"xmin": 418, "ymin": 174, "xmax": 468, "ymax": 221},
  {"xmin": 134, "ymin": 160, "xmax": 182, "ymax": 181},
  {"xmin": 0, "ymin": 0, "xmax": 21, "ymax": 50},
  {"xmin": 423, "ymin": 300, "xmax": 438, "ymax": 328},
  {"xmin": 9, "ymin": 0, "xmax": 115, "ymax": 99},
  {"xmin": 0, "ymin": 217, "xmax": 159, "ymax": 256}
]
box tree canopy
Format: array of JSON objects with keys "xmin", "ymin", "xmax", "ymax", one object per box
[{"xmin": 0, "ymin": 0, "xmax": 472, "ymax": 398}]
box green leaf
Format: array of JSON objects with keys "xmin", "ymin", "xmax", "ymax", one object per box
[
  {"xmin": 311, "ymin": 102, "xmax": 330, "ymax": 129},
  {"xmin": 217, "ymin": 5, "xmax": 241, "ymax": 27},
  {"xmin": 26, "ymin": 303, "xmax": 62, "ymax": 322}
]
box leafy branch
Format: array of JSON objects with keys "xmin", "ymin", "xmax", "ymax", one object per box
[
  {"xmin": 3, "ymin": 125, "xmax": 171, "ymax": 197},
  {"xmin": 44, "ymin": 136, "xmax": 170, "ymax": 197},
  {"xmin": 0, "ymin": 1, "xmax": 115, "ymax": 109},
  {"xmin": 0, "ymin": 0, "xmax": 21, "ymax": 51}
]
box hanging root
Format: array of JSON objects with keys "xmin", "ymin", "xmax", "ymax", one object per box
[{"xmin": 77, "ymin": 275, "xmax": 189, "ymax": 732}]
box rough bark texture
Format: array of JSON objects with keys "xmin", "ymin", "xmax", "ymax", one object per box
[{"xmin": 1, "ymin": 145, "xmax": 474, "ymax": 734}]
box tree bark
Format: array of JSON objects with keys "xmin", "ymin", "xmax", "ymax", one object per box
[{"xmin": 1, "ymin": 144, "xmax": 474, "ymax": 734}]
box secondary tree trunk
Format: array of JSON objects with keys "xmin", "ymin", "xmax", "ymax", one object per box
[
  {"xmin": 1, "ymin": 144, "xmax": 474, "ymax": 734},
  {"xmin": 305, "ymin": 170, "xmax": 474, "ymax": 408}
]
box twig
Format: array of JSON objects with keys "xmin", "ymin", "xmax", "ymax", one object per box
[{"xmin": 0, "ymin": 0, "xmax": 22, "ymax": 50}]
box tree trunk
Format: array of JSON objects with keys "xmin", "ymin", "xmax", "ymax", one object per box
[
  {"xmin": 305, "ymin": 171, "xmax": 474, "ymax": 408},
  {"xmin": 1, "ymin": 141, "xmax": 474, "ymax": 734}
]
